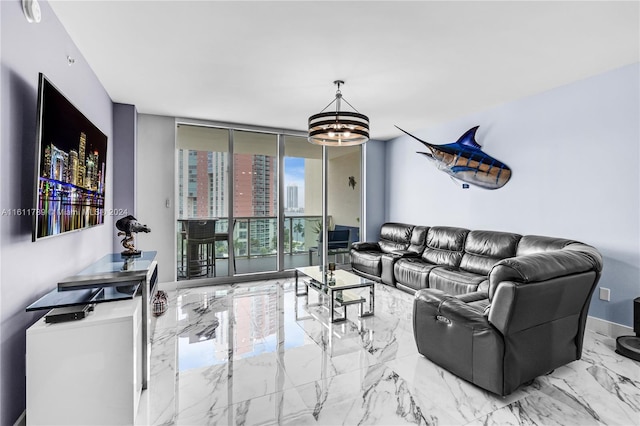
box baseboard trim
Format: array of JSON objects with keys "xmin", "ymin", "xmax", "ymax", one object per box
[
  {"xmin": 13, "ymin": 410, "xmax": 26, "ymax": 426},
  {"xmin": 586, "ymin": 316, "xmax": 633, "ymax": 339}
]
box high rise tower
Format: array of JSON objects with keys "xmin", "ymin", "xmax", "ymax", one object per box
[
  {"xmin": 78, "ymin": 132, "xmax": 86, "ymax": 188},
  {"xmin": 286, "ymin": 184, "xmax": 299, "ymax": 210},
  {"xmin": 69, "ymin": 150, "xmax": 78, "ymax": 185}
]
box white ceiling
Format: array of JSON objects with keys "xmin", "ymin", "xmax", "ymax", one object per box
[{"xmin": 48, "ymin": 1, "xmax": 639, "ymax": 141}]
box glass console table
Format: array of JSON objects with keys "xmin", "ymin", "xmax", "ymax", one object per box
[{"xmin": 26, "ymin": 251, "xmax": 158, "ymax": 389}]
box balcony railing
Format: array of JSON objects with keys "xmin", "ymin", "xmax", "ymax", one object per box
[
  {"xmin": 219, "ymin": 215, "xmax": 322, "ymax": 258},
  {"xmin": 176, "ymin": 216, "xmax": 324, "ymax": 279}
]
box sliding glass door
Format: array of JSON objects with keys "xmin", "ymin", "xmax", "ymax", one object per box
[
  {"xmin": 283, "ymin": 135, "xmax": 322, "ymax": 268},
  {"xmin": 232, "ymin": 130, "xmax": 278, "ymax": 274},
  {"xmin": 327, "ymin": 145, "xmax": 362, "ymax": 255},
  {"xmin": 176, "ymin": 125, "xmax": 231, "ymax": 279}
]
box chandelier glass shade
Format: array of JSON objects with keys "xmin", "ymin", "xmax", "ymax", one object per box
[{"xmin": 308, "ymin": 80, "xmax": 370, "ymax": 146}]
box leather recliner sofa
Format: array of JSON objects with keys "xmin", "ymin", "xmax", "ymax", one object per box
[{"xmin": 350, "ymin": 222, "xmax": 603, "ymax": 395}]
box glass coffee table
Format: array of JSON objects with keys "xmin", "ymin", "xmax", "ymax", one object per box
[{"xmin": 295, "ymin": 266, "xmax": 375, "ymax": 323}]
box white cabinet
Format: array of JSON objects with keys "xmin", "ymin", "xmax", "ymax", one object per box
[{"xmin": 26, "ymin": 297, "xmax": 142, "ymax": 425}]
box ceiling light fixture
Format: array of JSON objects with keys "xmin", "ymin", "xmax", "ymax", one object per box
[
  {"xmin": 308, "ymin": 80, "xmax": 369, "ymax": 146},
  {"xmin": 22, "ymin": 0, "xmax": 42, "ymax": 24}
]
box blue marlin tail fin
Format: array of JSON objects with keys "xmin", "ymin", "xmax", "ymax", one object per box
[
  {"xmin": 395, "ymin": 125, "xmax": 432, "ymax": 149},
  {"xmin": 456, "ymin": 126, "xmax": 482, "ymax": 149}
]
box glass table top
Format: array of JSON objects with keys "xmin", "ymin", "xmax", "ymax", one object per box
[
  {"xmin": 26, "ymin": 283, "xmax": 141, "ymax": 312},
  {"xmin": 296, "ymin": 266, "xmax": 373, "ymax": 290},
  {"xmin": 25, "ymin": 252, "xmax": 156, "ymax": 312},
  {"xmin": 58, "ymin": 251, "xmax": 157, "ymax": 289},
  {"xmin": 76, "ymin": 251, "xmax": 157, "ymax": 276}
]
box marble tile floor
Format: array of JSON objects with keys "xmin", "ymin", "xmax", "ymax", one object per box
[{"xmin": 135, "ymin": 278, "xmax": 640, "ymax": 426}]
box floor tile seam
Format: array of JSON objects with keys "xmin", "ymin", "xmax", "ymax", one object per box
[
  {"xmin": 548, "ymin": 355, "xmax": 640, "ymax": 386},
  {"xmin": 272, "ymin": 349, "xmax": 328, "ymax": 390},
  {"xmin": 580, "ymin": 353, "xmax": 640, "ymax": 380},
  {"xmin": 458, "ymin": 379, "xmax": 571, "ymax": 426},
  {"xmin": 380, "ymin": 352, "xmax": 421, "ymax": 369},
  {"xmin": 458, "ymin": 397, "xmax": 527, "ymax": 425},
  {"xmin": 203, "ymin": 387, "xmax": 317, "ymax": 425},
  {"xmin": 151, "ymin": 321, "xmax": 179, "ymax": 336},
  {"xmin": 149, "ymin": 327, "xmax": 178, "ymax": 357},
  {"xmin": 536, "ymin": 366, "xmax": 640, "ymax": 418},
  {"xmin": 308, "ymin": 395, "xmax": 364, "ymax": 422},
  {"xmin": 150, "ymin": 332, "xmax": 177, "ymax": 346},
  {"xmin": 275, "ymin": 350, "xmax": 386, "ymax": 391},
  {"xmin": 197, "ymin": 377, "xmax": 304, "ymax": 412},
  {"xmin": 380, "ymin": 354, "xmax": 537, "ymax": 424}
]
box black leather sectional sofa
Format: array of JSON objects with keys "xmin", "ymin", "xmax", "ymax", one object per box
[{"xmin": 350, "ymin": 222, "xmax": 603, "ymax": 395}]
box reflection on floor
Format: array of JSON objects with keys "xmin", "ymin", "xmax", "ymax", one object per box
[
  {"xmin": 136, "ymin": 279, "xmax": 640, "ymax": 425},
  {"xmin": 177, "ymin": 253, "xmax": 343, "ymax": 280}
]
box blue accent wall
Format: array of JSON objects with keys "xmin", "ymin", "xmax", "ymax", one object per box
[{"xmin": 383, "ymin": 63, "xmax": 640, "ymax": 328}]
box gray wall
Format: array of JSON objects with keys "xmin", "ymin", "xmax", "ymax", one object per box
[
  {"xmin": 363, "ymin": 139, "xmax": 386, "ymax": 241},
  {"xmin": 136, "ymin": 114, "xmax": 176, "ymax": 283},
  {"xmin": 112, "ymin": 103, "xmax": 137, "ymax": 251},
  {"xmin": 0, "ymin": 1, "xmax": 114, "ymax": 423},
  {"xmin": 384, "ymin": 63, "xmax": 640, "ymax": 328}
]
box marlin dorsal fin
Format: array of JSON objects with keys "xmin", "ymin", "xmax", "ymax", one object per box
[{"xmin": 456, "ymin": 126, "xmax": 482, "ymax": 149}]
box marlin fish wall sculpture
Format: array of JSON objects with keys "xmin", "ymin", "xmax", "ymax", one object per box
[{"xmin": 396, "ymin": 126, "xmax": 511, "ymax": 190}]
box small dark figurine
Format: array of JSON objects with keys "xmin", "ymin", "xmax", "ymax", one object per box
[
  {"xmin": 348, "ymin": 176, "xmax": 357, "ymax": 190},
  {"xmin": 116, "ymin": 215, "xmax": 151, "ymax": 256}
]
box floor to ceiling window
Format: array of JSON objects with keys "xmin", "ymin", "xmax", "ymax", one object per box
[
  {"xmin": 283, "ymin": 135, "xmax": 322, "ymax": 267},
  {"xmin": 176, "ymin": 125, "xmax": 231, "ymax": 279},
  {"xmin": 175, "ymin": 122, "xmax": 362, "ymax": 281},
  {"xmin": 233, "ymin": 130, "xmax": 278, "ymax": 274}
]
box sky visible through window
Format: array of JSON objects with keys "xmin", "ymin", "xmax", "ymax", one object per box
[{"xmin": 285, "ymin": 157, "xmax": 305, "ymax": 207}]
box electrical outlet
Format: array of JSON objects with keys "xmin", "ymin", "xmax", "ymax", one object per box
[{"xmin": 599, "ymin": 287, "xmax": 610, "ymax": 302}]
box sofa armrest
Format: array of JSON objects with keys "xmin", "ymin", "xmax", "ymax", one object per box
[
  {"xmin": 489, "ymin": 245, "xmax": 602, "ymax": 289},
  {"xmin": 415, "ymin": 289, "xmax": 490, "ymax": 329},
  {"xmin": 487, "ymin": 246, "xmax": 602, "ymax": 335},
  {"xmin": 488, "ymin": 273, "xmax": 600, "ymax": 335},
  {"xmin": 456, "ymin": 290, "xmax": 489, "ymax": 304},
  {"xmin": 351, "ymin": 241, "xmax": 381, "ymax": 252}
]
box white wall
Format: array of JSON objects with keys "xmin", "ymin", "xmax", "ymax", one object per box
[
  {"xmin": 328, "ymin": 150, "xmax": 361, "ymax": 227},
  {"xmin": 384, "ymin": 63, "xmax": 640, "ymax": 327},
  {"xmin": 0, "ymin": 1, "xmax": 114, "ymax": 422},
  {"xmin": 136, "ymin": 114, "xmax": 176, "ymax": 283}
]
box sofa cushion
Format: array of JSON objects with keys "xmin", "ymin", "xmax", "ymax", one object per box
[
  {"xmin": 421, "ymin": 226, "xmax": 469, "ymax": 267},
  {"xmin": 429, "ymin": 266, "xmax": 487, "ymax": 295},
  {"xmin": 460, "ymin": 230, "xmax": 522, "ymax": 275},
  {"xmin": 407, "ymin": 226, "xmax": 429, "ymax": 254},
  {"xmin": 351, "ymin": 250, "xmax": 382, "ymax": 277},
  {"xmin": 394, "ymin": 258, "xmax": 440, "ymax": 291},
  {"xmin": 379, "ymin": 222, "xmax": 414, "ymax": 253}
]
